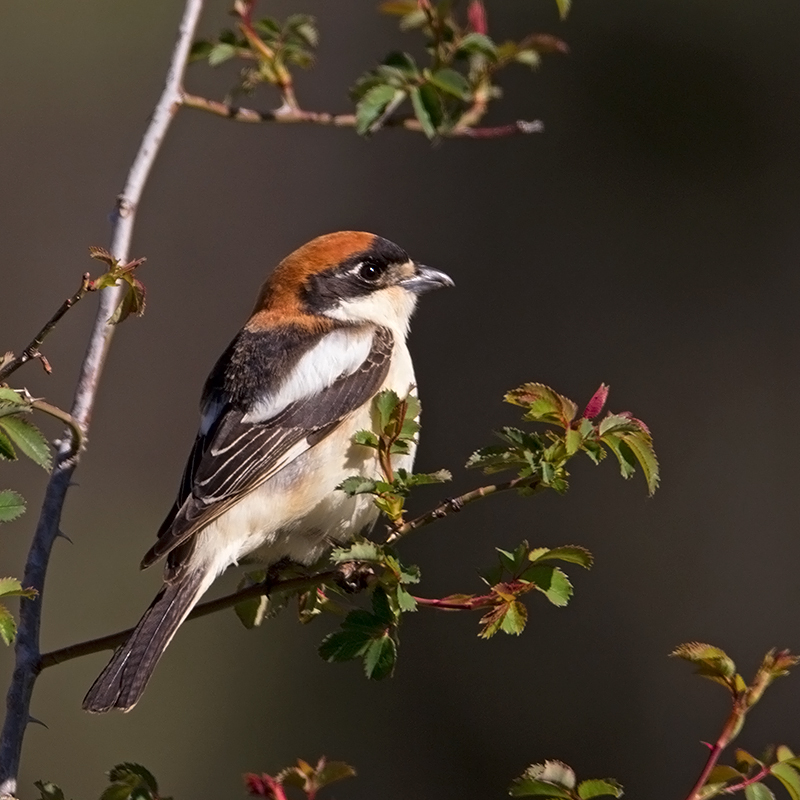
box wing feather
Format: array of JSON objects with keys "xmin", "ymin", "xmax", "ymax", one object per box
[{"xmin": 142, "ymin": 326, "xmax": 393, "ymax": 578}]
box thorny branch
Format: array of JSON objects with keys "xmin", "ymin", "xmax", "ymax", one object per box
[
  {"xmin": 181, "ymin": 92, "xmax": 544, "ymax": 138},
  {"xmin": 0, "ymin": 274, "xmax": 92, "ymax": 383},
  {"xmin": 0, "ymin": 0, "xmax": 206, "ymax": 793}
]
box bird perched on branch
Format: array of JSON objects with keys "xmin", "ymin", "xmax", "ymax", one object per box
[{"xmin": 83, "ymin": 231, "xmax": 453, "ymax": 713}]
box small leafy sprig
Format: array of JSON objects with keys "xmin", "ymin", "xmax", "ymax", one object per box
[
  {"xmin": 190, "ymin": 0, "xmax": 317, "ymax": 108},
  {"xmin": 674, "ymin": 643, "xmax": 800, "ymax": 800},
  {"xmin": 509, "ymin": 760, "xmax": 622, "ymax": 799},
  {"xmin": 246, "ymin": 757, "xmax": 356, "ymax": 800},
  {"xmin": 354, "ymin": 0, "xmax": 568, "ymax": 137},
  {"xmin": 35, "ymin": 763, "xmax": 172, "ymax": 800}
]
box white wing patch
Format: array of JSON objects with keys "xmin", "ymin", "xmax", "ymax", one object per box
[{"xmin": 243, "ymin": 327, "xmax": 374, "ymax": 424}]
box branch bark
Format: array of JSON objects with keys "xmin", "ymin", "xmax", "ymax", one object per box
[
  {"xmin": 0, "ymin": 0, "xmax": 205, "ymax": 792},
  {"xmin": 180, "ymin": 92, "xmax": 543, "ymax": 138}
]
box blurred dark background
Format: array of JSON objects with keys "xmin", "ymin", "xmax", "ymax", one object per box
[{"xmin": 3, "ymin": 1, "xmax": 800, "ymax": 798}]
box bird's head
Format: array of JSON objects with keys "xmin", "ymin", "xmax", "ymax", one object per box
[{"xmin": 250, "ymin": 231, "xmax": 454, "ymax": 335}]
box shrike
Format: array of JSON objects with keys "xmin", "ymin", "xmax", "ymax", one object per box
[{"xmin": 83, "ymin": 231, "xmax": 453, "ymax": 712}]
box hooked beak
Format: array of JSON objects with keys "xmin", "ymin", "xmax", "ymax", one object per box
[{"xmin": 401, "ymin": 264, "xmax": 455, "ymax": 294}]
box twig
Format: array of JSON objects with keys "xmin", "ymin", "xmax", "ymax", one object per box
[
  {"xmin": 0, "ymin": 0, "xmax": 205, "ymax": 793},
  {"xmin": 684, "ymin": 706, "xmax": 745, "ymax": 800},
  {"xmin": 180, "ymin": 92, "xmax": 543, "ymax": 138},
  {"xmin": 29, "ymin": 400, "xmax": 85, "ymax": 461},
  {"xmin": 38, "ymin": 569, "xmax": 340, "ymax": 671},
  {"xmin": 386, "ymin": 476, "xmax": 538, "ymax": 543},
  {"xmin": 0, "ymin": 274, "xmax": 92, "ymax": 383}
]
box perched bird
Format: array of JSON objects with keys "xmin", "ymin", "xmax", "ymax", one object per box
[{"xmin": 83, "ymin": 231, "xmax": 453, "ymax": 713}]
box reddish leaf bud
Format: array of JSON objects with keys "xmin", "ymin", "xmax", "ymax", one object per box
[
  {"xmin": 582, "ymin": 384, "xmax": 609, "ymax": 419},
  {"xmin": 467, "ymin": 0, "xmax": 488, "ymax": 34}
]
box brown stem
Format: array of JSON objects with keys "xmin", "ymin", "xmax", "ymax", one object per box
[
  {"xmin": 180, "ymin": 92, "xmax": 543, "ymax": 138},
  {"xmin": 38, "ymin": 570, "xmax": 340, "ymax": 671},
  {"xmin": 413, "ymin": 594, "xmax": 492, "ymax": 611},
  {"xmin": 684, "ymin": 706, "xmax": 744, "ymax": 800},
  {"xmin": 0, "ymin": 274, "xmax": 92, "ymax": 383},
  {"xmin": 386, "ymin": 476, "xmax": 538, "ymax": 543}
]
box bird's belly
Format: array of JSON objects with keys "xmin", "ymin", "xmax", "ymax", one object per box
[{"xmin": 192, "ymin": 370, "xmax": 416, "ymax": 577}]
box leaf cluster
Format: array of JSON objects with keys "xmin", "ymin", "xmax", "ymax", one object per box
[
  {"xmin": 88, "ymin": 247, "xmax": 146, "ymax": 325},
  {"xmin": 509, "ymin": 760, "xmax": 622, "ymax": 799},
  {"xmin": 468, "ymin": 383, "xmax": 659, "ymax": 496},
  {"xmin": 245, "ymin": 757, "xmax": 355, "ymax": 799},
  {"xmin": 190, "ymin": 3, "xmax": 317, "ymax": 99},
  {"xmin": 339, "ymin": 389, "xmax": 450, "ymax": 524},
  {"xmin": 35, "ymin": 763, "xmax": 171, "ymax": 800},
  {"xmin": 353, "ymin": 1, "xmax": 569, "ymax": 137}
]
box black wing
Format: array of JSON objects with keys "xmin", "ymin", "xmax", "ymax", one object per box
[{"xmin": 142, "ymin": 326, "xmax": 394, "ymax": 580}]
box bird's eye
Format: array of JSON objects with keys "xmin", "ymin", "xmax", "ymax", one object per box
[{"xmin": 358, "ymin": 261, "xmax": 385, "ymax": 282}]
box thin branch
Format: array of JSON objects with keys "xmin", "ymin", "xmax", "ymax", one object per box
[
  {"xmin": 0, "ymin": 0, "xmax": 205, "ymax": 792},
  {"xmin": 0, "ymin": 274, "xmax": 92, "ymax": 383},
  {"xmin": 180, "ymin": 92, "xmax": 543, "ymax": 138},
  {"xmin": 28, "ymin": 400, "xmax": 84, "ymax": 461},
  {"xmin": 386, "ymin": 476, "xmax": 538, "ymax": 543},
  {"xmin": 684, "ymin": 707, "xmax": 743, "ymax": 800},
  {"xmin": 39, "ymin": 570, "xmax": 340, "ymax": 671}
]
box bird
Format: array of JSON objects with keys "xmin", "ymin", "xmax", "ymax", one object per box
[{"xmin": 82, "ymin": 231, "xmax": 453, "ymax": 713}]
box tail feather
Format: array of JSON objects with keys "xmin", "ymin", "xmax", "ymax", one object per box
[{"xmin": 82, "ymin": 572, "xmax": 207, "ymax": 713}]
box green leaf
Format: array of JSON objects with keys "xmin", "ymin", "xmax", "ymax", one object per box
[
  {"xmin": 577, "ymin": 779, "xmax": 624, "ymax": 799},
  {"xmin": 189, "ymin": 40, "xmax": 214, "ymax": 62},
  {"xmin": 565, "ymin": 427, "xmax": 582, "ymax": 455},
  {"xmin": 353, "ymin": 430, "xmax": 379, "ymax": 448},
  {"xmin": 555, "ymin": 0, "xmax": 571, "ymax": 20},
  {"xmin": 363, "ymin": 633, "xmax": 396, "ymax": 679},
  {"xmin": 603, "ymin": 433, "xmax": 636, "ymax": 480},
  {"xmin": 0, "ymin": 415, "xmax": 52, "ymax": 470},
  {"xmin": 315, "ymin": 760, "xmax": 357, "ymax": 789},
  {"xmin": 330, "ymin": 540, "xmax": 383, "ymax": 563},
  {"xmin": 0, "ymin": 388, "xmax": 25, "ymax": 405},
  {"xmin": 505, "ymin": 383, "xmax": 578, "ymax": 427},
  {"xmin": 598, "ymin": 414, "xmax": 641, "ymax": 436},
  {"xmin": 428, "ymin": 68, "xmax": 471, "ymax": 100},
  {"xmin": 515, "ymin": 49, "xmax": 541, "ymax": 69},
  {"xmin": 208, "ymin": 42, "xmax": 237, "ymax": 66},
  {"xmin": 375, "ymin": 390, "xmax": 400, "ymax": 430},
  {"xmin": 510, "ymin": 762, "xmax": 576, "ymax": 797},
  {"xmin": 457, "ymin": 32, "xmax": 498, "ymax": 60},
  {"xmin": 356, "ymin": 85, "xmax": 404, "ymax": 135},
  {"xmin": 318, "ymin": 628, "xmax": 372, "ymax": 663},
  {"xmin": 371, "ymin": 587, "xmax": 394, "ymax": 624},
  {"xmin": 0, "ymin": 577, "xmax": 37, "ymax": 599},
  {"xmin": 0, "ymin": 428, "xmax": 17, "ymax": 460},
  {"xmin": 410, "ymin": 86, "xmax": 437, "ymax": 139},
  {"xmin": 744, "ymin": 783, "xmax": 776, "ymax": 800},
  {"xmin": 337, "ymin": 476, "xmax": 378, "ymax": 496},
  {"xmin": 671, "ymin": 642, "xmax": 737, "ymax": 688},
  {"xmin": 777, "ymin": 746, "xmax": 797, "ymax": 762},
  {"xmin": 529, "ymin": 545, "xmax": 593, "ymax": 569},
  {"xmin": 771, "ymin": 764, "xmax": 800, "ymax": 800},
  {"xmin": 396, "ymin": 586, "xmax": 418, "ymax": 612},
  {"xmin": 521, "ymin": 565, "xmax": 573, "ymax": 606},
  {"xmin": 234, "ymin": 593, "xmax": 268, "ymax": 629},
  {"xmin": 620, "ymin": 430, "xmax": 660, "ymax": 495},
  {"xmin": 108, "ymin": 279, "xmax": 146, "ymax": 325},
  {"xmin": 0, "ymin": 490, "xmax": 25, "ymax": 523},
  {"xmin": 34, "ymin": 781, "xmax": 65, "ymax": 800},
  {"xmin": 107, "ymin": 763, "xmax": 158, "ymax": 794},
  {"xmin": 0, "ymin": 605, "xmax": 16, "ymax": 646},
  {"xmin": 500, "ymin": 600, "xmax": 527, "ymax": 635}
]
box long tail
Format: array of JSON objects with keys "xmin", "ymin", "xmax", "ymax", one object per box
[{"xmin": 82, "ymin": 571, "xmax": 207, "ymax": 713}]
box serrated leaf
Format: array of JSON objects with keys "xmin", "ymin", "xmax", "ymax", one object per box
[
  {"xmin": 0, "ymin": 428, "xmax": 16, "ymax": 460},
  {"xmin": 0, "ymin": 415, "xmax": 52, "ymax": 470},
  {"xmin": 396, "ymin": 586, "xmax": 417, "ymax": 612},
  {"xmin": 410, "ymin": 86, "xmax": 437, "ymax": 139},
  {"xmin": 428, "ymin": 68, "xmax": 471, "ymax": 100},
  {"xmin": 107, "ymin": 763, "xmax": 158, "ymax": 793},
  {"xmin": 577, "ymin": 778, "xmax": 624, "ymax": 799},
  {"xmin": 522, "ymin": 565, "xmax": 573, "ymax": 606},
  {"xmin": 778, "ymin": 746, "xmax": 797, "ymax": 762},
  {"xmin": 671, "ymin": 642, "xmax": 736, "ymax": 687},
  {"xmin": 457, "ymin": 32, "xmax": 498, "ymax": 60},
  {"xmin": 599, "ymin": 413, "xmax": 641, "ymax": 436},
  {"xmin": 510, "ymin": 762, "xmax": 576, "ymax": 797},
  {"xmin": 353, "ymin": 430, "xmax": 379, "ymax": 448},
  {"xmin": 315, "ymin": 760, "xmax": 357, "ymax": 788},
  {"xmin": 500, "ymin": 600, "xmax": 527, "ymax": 635},
  {"xmin": 109, "ymin": 279, "xmax": 146, "ymax": 325},
  {"xmin": 319, "ymin": 628, "xmax": 372, "ymax": 663},
  {"xmin": 0, "ymin": 605, "xmax": 16, "ymax": 645},
  {"xmin": 0, "ymin": 388, "xmax": 25, "ymax": 405},
  {"xmin": 371, "ymin": 587, "xmax": 394, "ymax": 624},
  {"xmin": 208, "ymin": 42, "xmax": 237, "ymax": 66},
  {"xmin": 529, "ymin": 545, "xmax": 593, "ymax": 569},
  {"xmin": 331, "ymin": 540, "xmax": 382, "ymax": 563},
  {"xmin": 0, "ymin": 577, "xmax": 37, "ymax": 599},
  {"xmin": 88, "ymin": 246, "xmax": 116, "ymax": 267},
  {"xmin": 603, "ymin": 433, "xmax": 636, "ymax": 480},
  {"xmin": 772, "ymin": 764, "xmax": 800, "ymax": 800},
  {"xmin": 745, "ymin": 783, "xmax": 776, "ymax": 800},
  {"xmin": 565, "ymin": 427, "xmax": 582, "ymax": 455},
  {"xmin": 337, "ymin": 476, "xmax": 378, "ymax": 496},
  {"xmin": 363, "ymin": 633, "xmax": 396, "ymax": 679},
  {"xmin": 374, "ymin": 389, "xmax": 400, "ymax": 429},
  {"xmin": 0, "ymin": 490, "xmax": 25, "ymax": 523},
  {"xmin": 620, "ymin": 430, "xmax": 659, "ymax": 495},
  {"xmin": 34, "ymin": 781, "xmax": 65, "ymax": 800},
  {"xmin": 506, "ymin": 383, "xmax": 578, "ymax": 427},
  {"xmin": 356, "ymin": 85, "xmax": 404, "ymax": 135}
]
